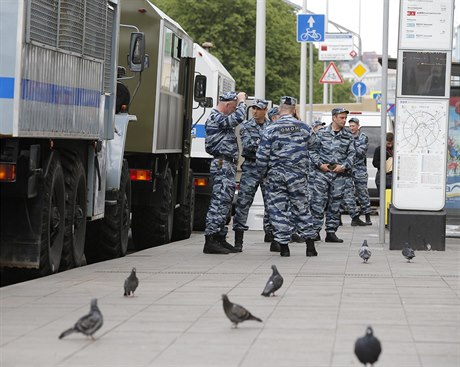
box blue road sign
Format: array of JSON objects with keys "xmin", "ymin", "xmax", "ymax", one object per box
[
  {"xmin": 297, "ymin": 14, "xmax": 325, "ymax": 42},
  {"xmin": 351, "ymin": 81, "xmax": 367, "ymax": 97}
]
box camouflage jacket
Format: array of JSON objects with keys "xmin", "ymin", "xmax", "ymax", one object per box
[
  {"xmin": 205, "ymin": 102, "xmax": 247, "ymax": 160},
  {"xmin": 309, "ymin": 124, "xmax": 356, "ymax": 172},
  {"xmin": 240, "ymin": 117, "xmax": 268, "ymax": 159},
  {"xmin": 256, "ymin": 114, "xmax": 312, "ymax": 177}
]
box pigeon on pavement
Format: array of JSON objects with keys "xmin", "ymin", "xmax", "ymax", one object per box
[
  {"xmin": 359, "ymin": 240, "xmax": 372, "ymax": 263},
  {"xmin": 261, "ymin": 265, "xmax": 284, "ymax": 296},
  {"xmin": 402, "ymin": 244, "xmax": 415, "ymax": 262},
  {"xmin": 354, "ymin": 326, "xmax": 382, "ymax": 366},
  {"xmin": 59, "ymin": 298, "xmax": 103, "ymax": 340},
  {"xmin": 124, "ymin": 267, "xmax": 139, "ymax": 297},
  {"xmin": 221, "ymin": 294, "xmax": 262, "ymax": 328}
]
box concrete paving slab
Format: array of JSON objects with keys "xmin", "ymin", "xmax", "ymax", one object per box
[{"xmin": 1, "ymin": 222, "xmax": 459, "ymax": 367}]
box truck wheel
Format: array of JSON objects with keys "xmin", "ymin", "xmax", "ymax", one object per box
[
  {"xmin": 132, "ymin": 168, "xmax": 173, "ymax": 250},
  {"xmin": 172, "ymin": 170, "xmax": 195, "ymax": 241},
  {"xmin": 85, "ymin": 160, "xmax": 131, "ymax": 262},
  {"xmin": 193, "ymin": 195, "xmax": 209, "ymax": 231},
  {"xmin": 60, "ymin": 151, "xmax": 86, "ymax": 270},
  {"xmin": 39, "ymin": 153, "xmax": 65, "ymax": 275}
]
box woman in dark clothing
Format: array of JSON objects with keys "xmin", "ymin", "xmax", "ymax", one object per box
[{"xmin": 372, "ymin": 132, "xmax": 394, "ymax": 196}]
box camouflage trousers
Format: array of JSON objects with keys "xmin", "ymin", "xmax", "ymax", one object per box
[
  {"xmin": 205, "ymin": 159, "xmax": 236, "ymax": 236},
  {"xmin": 232, "ymin": 161, "xmax": 270, "ymax": 233},
  {"xmin": 310, "ymin": 171, "xmax": 347, "ymax": 233},
  {"xmin": 266, "ymin": 169, "xmax": 315, "ymax": 244},
  {"xmin": 342, "ymin": 170, "xmax": 372, "ymax": 217}
]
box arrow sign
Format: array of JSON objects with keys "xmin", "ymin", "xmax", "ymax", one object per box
[
  {"xmin": 297, "ymin": 14, "xmax": 325, "ymax": 42},
  {"xmin": 319, "ymin": 62, "xmax": 344, "ymax": 84},
  {"xmin": 352, "ymin": 81, "xmax": 367, "ymax": 97}
]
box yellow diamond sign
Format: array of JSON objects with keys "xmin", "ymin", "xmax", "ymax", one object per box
[{"xmin": 352, "ymin": 61, "xmax": 369, "ymax": 79}]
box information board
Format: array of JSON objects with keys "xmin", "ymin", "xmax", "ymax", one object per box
[
  {"xmin": 319, "ymin": 33, "xmax": 354, "ymax": 61},
  {"xmin": 393, "ymin": 98, "xmax": 449, "ymax": 210},
  {"xmin": 399, "ymin": 0, "xmax": 454, "ymax": 50}
]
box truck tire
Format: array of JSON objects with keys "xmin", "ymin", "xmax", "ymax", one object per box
[
  {"xmin": 60, "ymin": 151, "xmax": 86, "ymax": 270},
  {"xmin": 85, "ymin": 160, "xmax": 131, "ymax": 262},
  {"xmin": 39, "ymin": 153, "xmax": 65, "ymax": 275},
  {"xmin": 193, "ymin": 195, "xmax": 209, "ymax": 231},
  {"xmin": 132, "ymin": 168, "xmax": 173, "ymax": 250},
  {"xmin": 172, "ymin": 169, "xmax": 195, "ymax": 241}
]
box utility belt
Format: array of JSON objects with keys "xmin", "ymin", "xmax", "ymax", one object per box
[{"xmin": 214, "ymin": 155, "xmax": 237, "ymax": 164}]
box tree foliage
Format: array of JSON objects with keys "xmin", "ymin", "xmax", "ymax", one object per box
[{"xmin": 151, "ymin": 0, "xmax": 354, "ymax": 104}]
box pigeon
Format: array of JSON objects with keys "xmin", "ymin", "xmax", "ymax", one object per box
[
  {"xmin": 221, "ymin": 294, "xmax": 263, "ymax": 328},
  {"xmin": 261, "ymin": 264, "xmax": 284, "ymax": 296},
  {"xmin": 124, "ymin": 267, "xmax": 139, "ymax": 296},
  {"xmin": 354, "ymin": 326, "xmax": 382, "ymax": 366},
  {"xmin": 59, "ymin": 298, "xmax": 103, "ymax": 340},
  {"xmin": 402, "ymin": 244, "xmax": 415, "ymax": 262},
  {"xmin": 358, "ymin": 240, "xmax": 372, "ymax": 263}
]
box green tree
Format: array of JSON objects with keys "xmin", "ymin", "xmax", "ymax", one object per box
[{"xmin": 151, "ymin": 0, "xmax": 354, "ymax": 104}]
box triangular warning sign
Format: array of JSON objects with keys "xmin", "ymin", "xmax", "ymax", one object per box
[{"xmin": 319, "ymin": 62, "xmax": 344, "ymax": 84}]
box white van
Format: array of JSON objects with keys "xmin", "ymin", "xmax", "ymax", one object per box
[{"xmin": 317, "ymin": 111, "xmax": 394, "ymax": 201}]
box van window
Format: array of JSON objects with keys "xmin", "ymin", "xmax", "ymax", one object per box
[{"xmin": 360, "ymin": 126, "xmax": 380, "ymax": 159}]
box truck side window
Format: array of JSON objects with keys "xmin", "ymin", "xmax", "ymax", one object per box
[{"xmin": 161, "ymin": 28, "xmax": 181, "ymax": 94}]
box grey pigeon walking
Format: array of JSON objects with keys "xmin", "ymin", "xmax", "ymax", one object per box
[
  {"xmin": 59, "ymin": 298, "xmax": 103, "ymax": 340},
  {"xmin": 359, "ymin": 240, "xmax": 372, "ymax": 263},
  {"xmin": 124, "ymin": 267, "xmax": 139, "ymax": 296},
  {"xmin": 261, "ymin": 265, "xmax": 284, "ymax": 296},
  {"xmin": 354, "ymin": 326, "xmax": 382, "ymax": 366},
  {"xmin": 402, "ymin": 244, "xmax": 415, "ymax": 262},
  {"xmin": 221, "ymin": 294, "xmax": 263, "ymax": 328}
]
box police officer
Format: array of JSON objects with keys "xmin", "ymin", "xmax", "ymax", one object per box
[
  {"xmin": 233, "ymin": 98, "xmax": 270, "ymax": 251},
  {"xmin": 307, "ymin": 120, "xmax": 326, "ymax": 204},
  {"xmin": 309, "ymin": 107, "xmax": 356, "ymax": 243},
  {"xmin": 203, "ymin": 91, "xmax": 247, "ymax": 254},
  {"xmin": 257, "ymin": 96, "xmax": 317, "ymax": 257},
  {"xmin": 342, "ymin": 117, "xmax": 372, "ymax": 225},
  {"xmin": 267, "ymin": 106, "xmax": 280, "ymax": 123}
]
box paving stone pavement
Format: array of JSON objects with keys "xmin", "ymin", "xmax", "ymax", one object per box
[{"xmin": 1, "ymin": 217, "xmax": 459, "ymax": 367}]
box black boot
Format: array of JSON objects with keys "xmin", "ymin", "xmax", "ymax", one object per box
[
  {"xmin": 313, "ymin": 233, "xmax": 321, "ymax": 241},
  {"xmin": 351, "ymin": 216, "xmax": 367, "ymax": 226},
  {"xmin": 339, "ymin": 215, "xmax": 343, "ymax": 226},
  {"xmin": 270, "ymin": 240, "xmax": 281, "ymax": 252},
  {"xmin": 325, "ymin": 232, "xmax": 344, "ymax": 243},
  {"xmin": 280, "ymin": 243, "xmax": 290, "ymax": 257},
  {"xmin": 203, "ymin": 235, "xmax": 230, "ymax": 254},
  {"xmin": 365, "ymin": 213, "xmax": 372, "ymax": 225},
  {"xmin": 291, "ymin": 233, "xmax": 304, "ymax": 243},
  {"xmin": 306, "ymin": 239, "xmax": 318, "ymax": 257},
  {"xmin": 264, "ymin": 232, "xmax": 273, "ymax": 243},
  {"xmin": 234, "ymin": 230, "xmax": 244, "ymax": 252},
  {"xmin": 217, "ymin": 234, "xmax": 239, "ymax": 253}
]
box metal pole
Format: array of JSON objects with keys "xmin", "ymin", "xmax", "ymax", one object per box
[
  {"xmin": 308, "ymin": 42, "xmax": 313, "ymax": 124},
  {"xmin": 299, "ymin": 0, "xmax": 307, "ymax": 121},
  {"xmin": 255, "ymin": 0, "xmax": 266, "ymax": 99},
  {"xmin": 379, "ymin": 0, "xmax": 390, "ymax": 243},
  {"xmin": 323, "ymin": 0, "xmax": 328, "ymax": 104}
]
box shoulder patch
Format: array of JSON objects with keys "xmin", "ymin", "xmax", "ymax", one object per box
[{"xmin": 279, "ymin": 126, "xmax": 301, "ymax": 134}]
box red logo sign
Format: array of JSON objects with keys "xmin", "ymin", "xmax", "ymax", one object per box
[{"xmin": 407, "ymin": 10, "xmax": 416, "ymax": 16}]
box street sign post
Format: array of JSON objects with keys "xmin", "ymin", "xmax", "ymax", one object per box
[
  {"xmin": 351, "ymin": 81, "xmax": 367, "ymax": 97},
  {"xmin": 297, "ymin": 14, "xmax": 325, "ymax": 42},
  {"xmin": 319, "ymin": 33, "xmax": 354, "ymax": 61}
]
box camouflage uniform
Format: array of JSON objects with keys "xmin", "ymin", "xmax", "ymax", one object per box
[
  {"xmin": 342, "ymin": 129, "xmax": 372, "ymax": 217},
  {"xmin": 232, "ymin": 115, "xmax": 271, "ymax": 233},
  {"xmin": 257, "ymin": 114, "xmax": 316, "ymax": 246},
  {"xmin": 204, "ymin": 99, "xmax": 246, "ymax": 236},
  {"xmin": 309, "ymin": 124, "xmax": 356, "ymax": 235}
]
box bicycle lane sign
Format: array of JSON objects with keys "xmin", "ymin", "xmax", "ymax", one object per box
[{"xmin": 297, "ymin": 14, "xmax": 325, "ymax": 42}]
